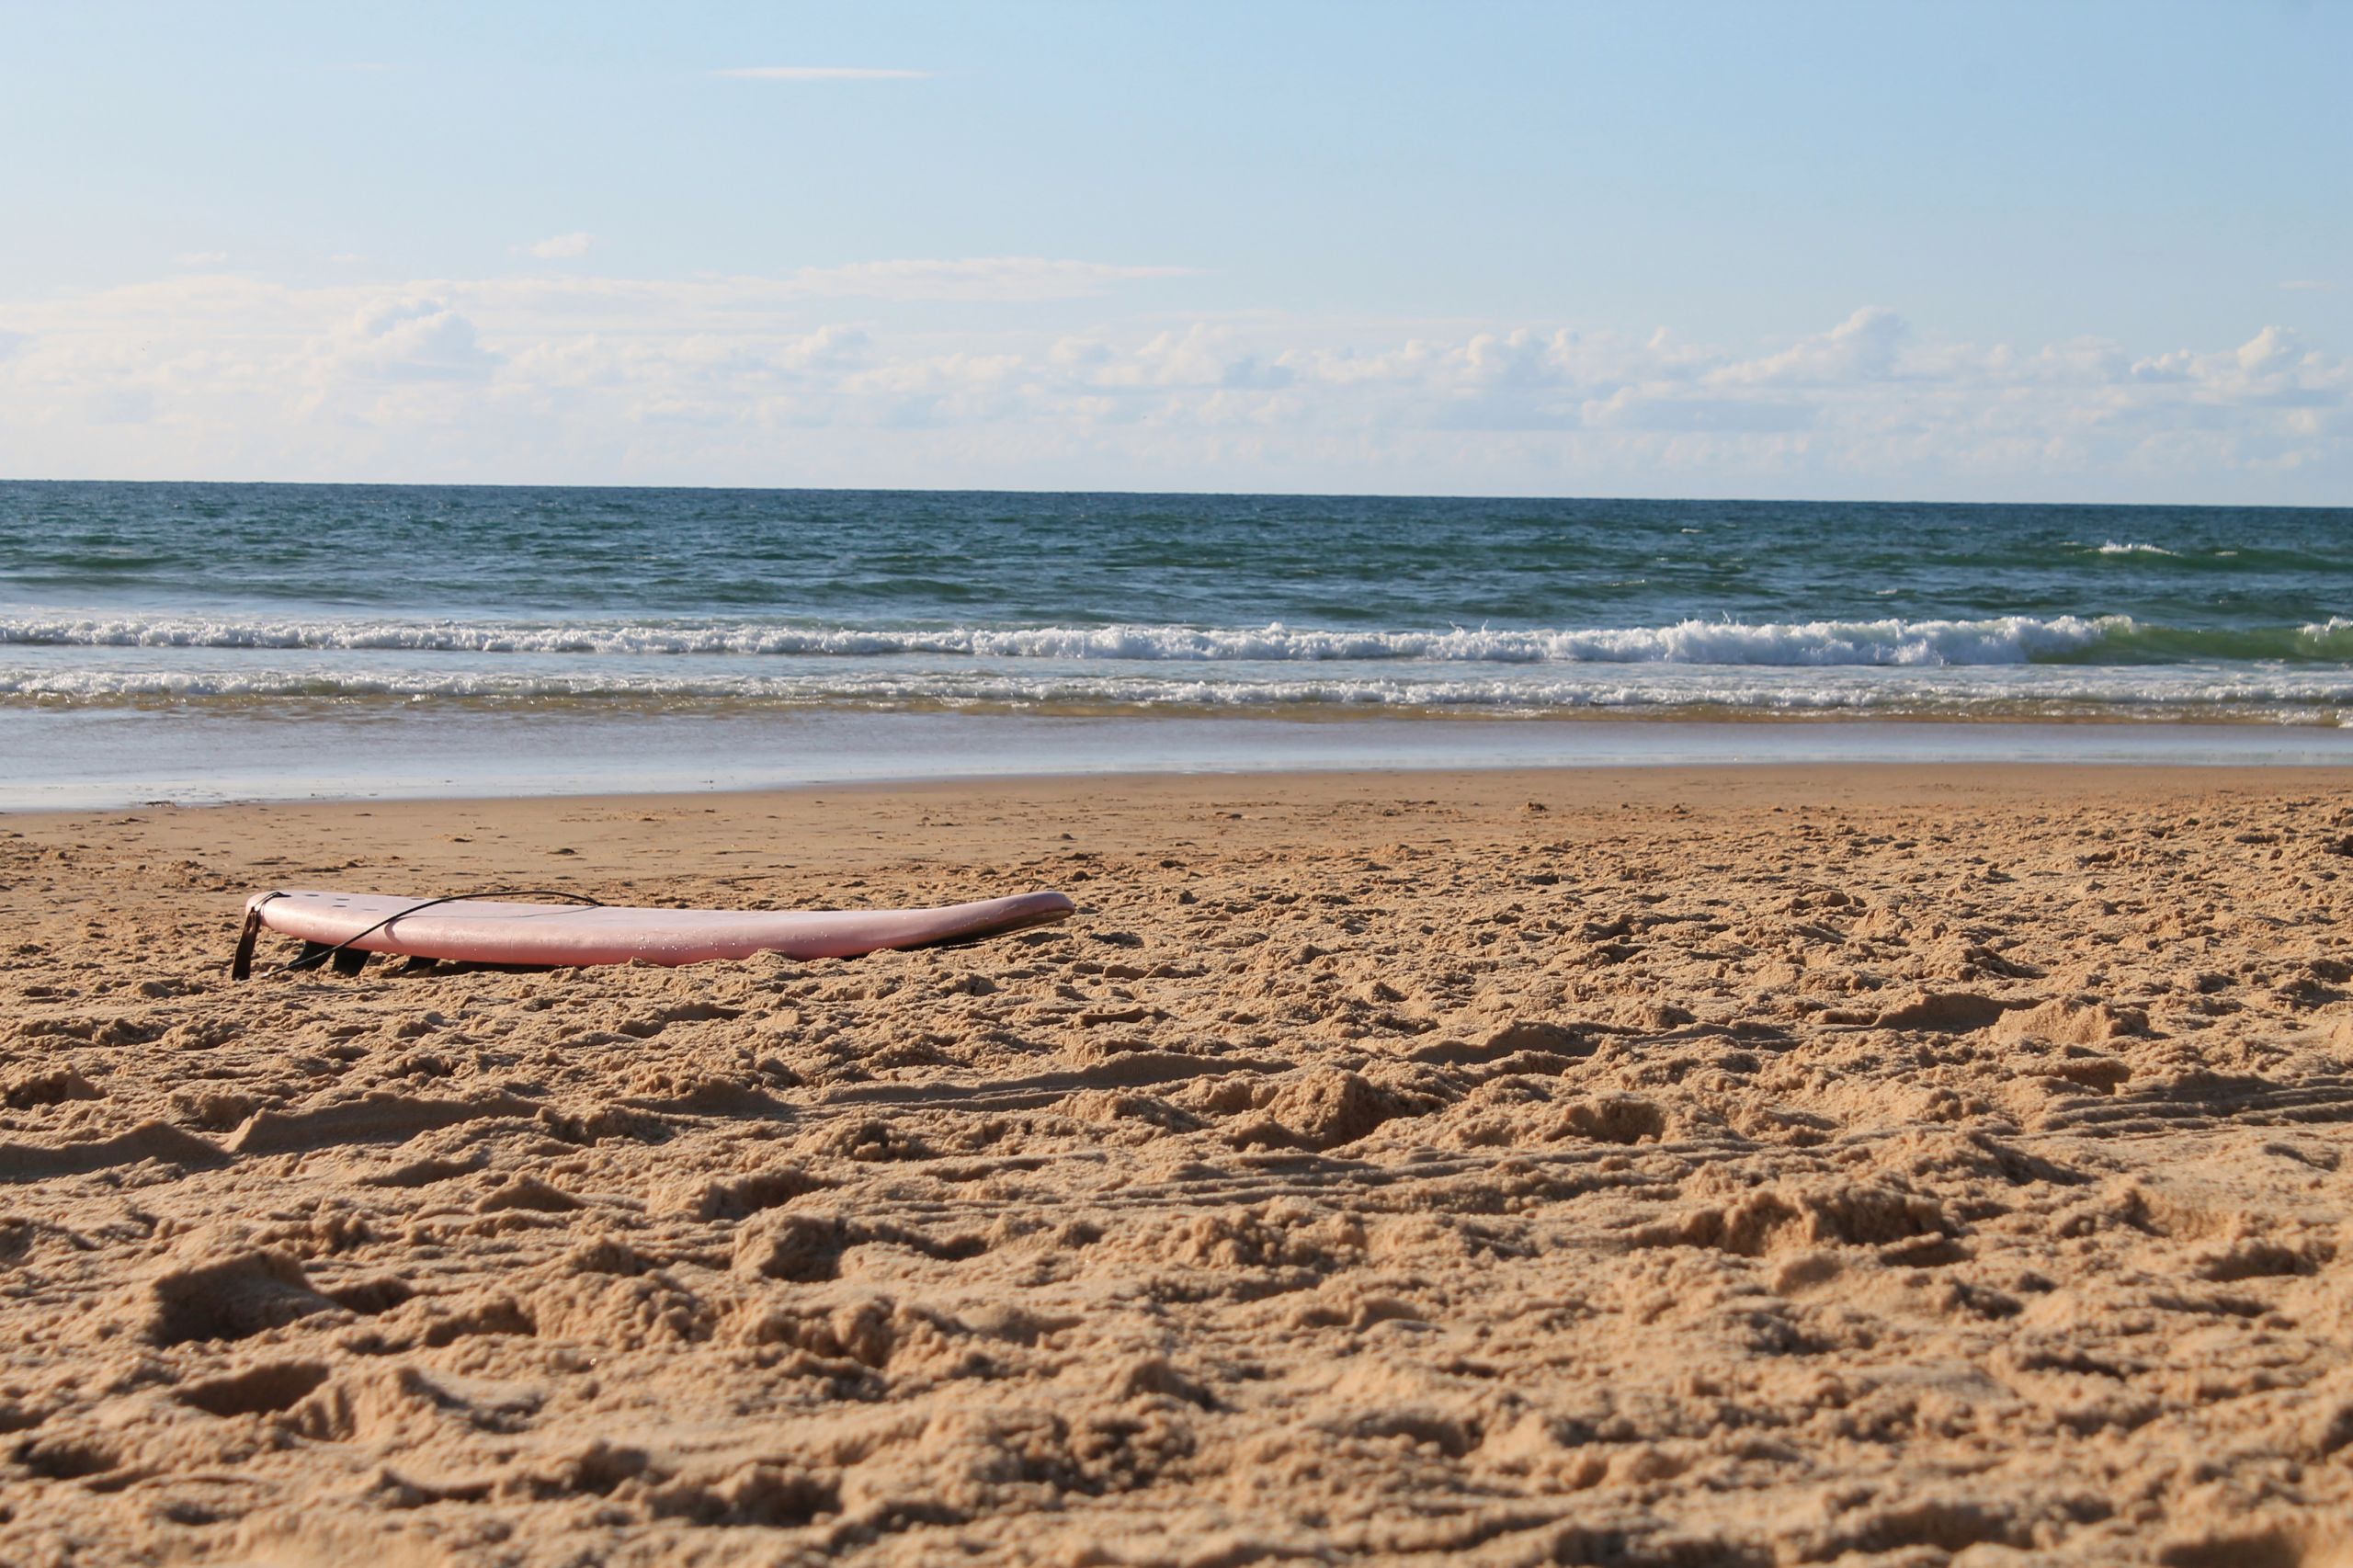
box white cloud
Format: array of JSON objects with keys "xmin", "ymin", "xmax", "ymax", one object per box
[
  {"xmin": 1711, "ymin": 307, "xmax": 1907, "ymax": 387},
  {"xmin": 314, "ymin": 296, "xmax": 500, "ymax": 382},
  {"xmin": 175, "ymin": 251, "xmax": 231, "ymax": 267},
  {"xmin": 1050, "ymin": 336, "xmax": 1111, "ymax": 368},
  {"xmin": 715, "ymin": 66, "xmax": 935, "ymax": 81},
  {"xmin": 2280, "ymin": 279, "xmax": 2336, "ymax": 291},
  {"xmin": 2236, "ymin": 324, "xmax": 2305, "ymax": 374},
  {"xmin": 526, "ymin": 233, "xmax": 596, "ymax": 260},
  {"xmin": 0, "ymin": 267, "xmax": 2342, "ymax": 500}
]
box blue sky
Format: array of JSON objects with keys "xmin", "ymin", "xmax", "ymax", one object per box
[{"xmin": 1, "ymin": 0, "xmax": 2346, "ymax": 500}]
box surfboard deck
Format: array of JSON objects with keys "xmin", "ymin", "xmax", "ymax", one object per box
[{"xmin": 243, "ymin": 888, "xmax": 1075, "ymax": 971}]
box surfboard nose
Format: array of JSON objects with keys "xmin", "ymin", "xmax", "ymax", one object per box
[
  {"xmin": 1006, "ymin": 892, "xmax": 1076, "ymax": 918},
  {"xmin": 936, "ymin": 890, "xmax": 1076, "ymax": 942}
]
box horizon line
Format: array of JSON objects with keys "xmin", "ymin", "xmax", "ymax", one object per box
[{"xmin": 0, "ymin": 475, "xmax": 2337, "ymax": 512}]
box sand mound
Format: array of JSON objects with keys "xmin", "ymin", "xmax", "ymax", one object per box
[
  {"xmin": 1993, "ymin": 996, "xmax": 2143, "ymax": 1045},
  {"xmin": 138, "ymin": 1243, "xmax": 343, "ymax": 1346}
]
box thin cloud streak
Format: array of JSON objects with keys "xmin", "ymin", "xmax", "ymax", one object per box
[
  {"xmin": 525, "ymin": 233, "xmax": 596, "ymax": 260},
  {"xmin": 715, "ymin": 66, "xmax": 937, "ymax": 81}
]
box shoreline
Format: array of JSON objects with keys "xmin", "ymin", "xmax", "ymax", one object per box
[
  {"xmin": 9, "ymin": 757, "xmax": 2353, "ymax": 835},
  {"xmin": 7, "ymin": 710, "xmax": 2353, "ymax": 813}
]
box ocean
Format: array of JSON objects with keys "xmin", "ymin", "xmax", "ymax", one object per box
[{"xmin": 5, "ymin": 482, "xmax": 2350, "ymax": 805}]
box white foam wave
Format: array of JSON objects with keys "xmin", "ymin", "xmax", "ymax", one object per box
[
  {"xmin": 6, "ymin": 664, "xmax": 2349, "ymax": 717},
  {"xmin": 2093, "ymin": 541, "xmax": 2180, "ymax": 556},
  {"xmin": 0, "ymin": 612, "xmax": 2141, "ymax": 667}
]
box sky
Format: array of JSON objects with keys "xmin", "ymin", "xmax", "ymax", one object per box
[{"xmin": 0, "ymin": 0, "xmax": 2347, "ymax": 502}]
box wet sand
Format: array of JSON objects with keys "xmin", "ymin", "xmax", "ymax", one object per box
[{"xmin": 3, "ymin": 766, "xmax": 2351, "ymax": 1566}]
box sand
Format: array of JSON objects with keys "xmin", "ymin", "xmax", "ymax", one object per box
[{"xmin": 3, "ymin": 764, "xmax": 2351, "ymax": 1567}]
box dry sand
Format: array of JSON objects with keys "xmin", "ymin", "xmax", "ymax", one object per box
[{"xmin": 3, "ymin": 765, "xmax": 2351, "ymax": 1567}]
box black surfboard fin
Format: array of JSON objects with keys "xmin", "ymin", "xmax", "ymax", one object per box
[{"xmin": 286, "ymin": 940, "xmax": 336, "ymax": 973}]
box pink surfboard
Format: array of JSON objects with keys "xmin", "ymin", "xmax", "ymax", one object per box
[{"xmin": 237, "ymin": 887, "xmax": 1075, "ymax": 973}]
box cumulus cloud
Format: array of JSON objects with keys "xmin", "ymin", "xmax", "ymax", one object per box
[
  {"xmin": 526, "ymin": 233, "xmax": 596, "ymax": 260},
  {"xmin": 1712, "ymin": 307, "xmax": 1908, "ymax": 386},
  {"xmin": 317, "ymin": 296, "xmax": 500, "ymax": 382},
  {"xmin": 715, "ymin": 66, "xmax": 935, "ymax": 81},
  {"xmin": 0, "ymin": 267, "xmax": 2342, "ymax": 499},
  {"xmin": 2235, "ymin": 324, "xmax": 2305, "ymax": 374}
]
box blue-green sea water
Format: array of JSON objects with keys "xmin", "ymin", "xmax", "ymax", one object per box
[
  {"xmin": 3, "ymin": 483, "xmax": 2350, "ymax": 803},
  {"xmin": 6, "ymin": 483, "xmax": 2352, "ymax": 720}
]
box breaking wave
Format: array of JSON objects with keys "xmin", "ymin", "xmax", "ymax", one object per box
[{"xmin": 7, "ymin": 612, "xmax": 2352, "ymax": 666}]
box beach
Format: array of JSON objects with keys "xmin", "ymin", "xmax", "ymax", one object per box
[
  {"xmin": 5, "ymin": 764, "xmax": 2350, "ymax": 1565},
  {"xmin": 9, "ymin": 0, "xmax": 2350, "ymax": 1558}
]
